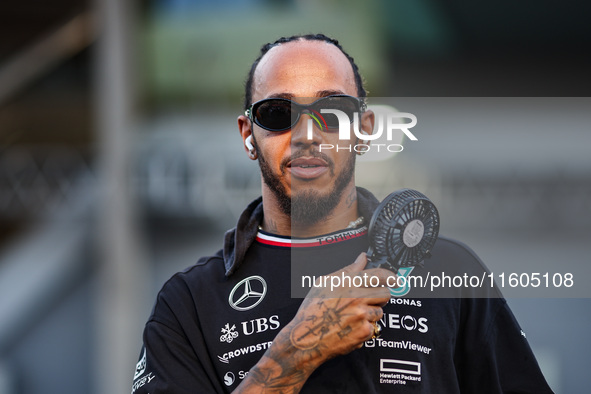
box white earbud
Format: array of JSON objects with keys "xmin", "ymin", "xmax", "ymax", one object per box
[{"xmin": 245, "ymin": 135, "xmax": 255, "ymax": 151}]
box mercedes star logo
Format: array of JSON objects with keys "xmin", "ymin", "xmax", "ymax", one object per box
[{"xmin": 228, "ymin": 276, "xmax": 267, "ymax": 311}]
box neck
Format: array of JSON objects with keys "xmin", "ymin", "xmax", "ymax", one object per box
[{"xmin": 260, "ymin": 184, "xmax": 359, "ymax": 238}]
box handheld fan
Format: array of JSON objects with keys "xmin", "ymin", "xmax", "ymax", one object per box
[{"xmin": 366, "ymin": 189, "xmax": 440, "ymax": 272}]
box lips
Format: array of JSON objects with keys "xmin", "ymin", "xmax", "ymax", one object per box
[{"xmin": 287, "ymin": 156, "xmax": 329, "ymax": 179}]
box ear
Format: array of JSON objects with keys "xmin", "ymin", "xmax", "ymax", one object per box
[
  {"xmin": 238, "ymin": 115, "xmax": 257, "ymax": 160},
  {"xmin": 358, "ymin": 109, "xmax": 375, "ymax": 145}
]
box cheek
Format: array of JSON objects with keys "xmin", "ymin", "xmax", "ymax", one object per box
[
  {"xmin": 336, "ymin": 150, "xmax": 357, "ymax": 176},
  {"xmin": 257, "ymin": 133, "xmax": 291, "ymax": 167},
  {"xmin": 335, "ymin": 148, "xmax": 355, "ymax": 163}
]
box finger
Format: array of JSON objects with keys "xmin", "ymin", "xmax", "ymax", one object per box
[
  {"xmin": 347, "ymin": 286, "xmax": 391, "ymax": 306},
  {"xmin": 354, "ymin": 320, "xmax": 376, "ymax": 345},
  {"xmin": 340, "ymin": 252, "xmax": 368, "ymax": 275},
  {"xmin": 366, "ymin": 305, "xmax": 384, "ymax": 322},
  {"xmin": 366, "ymin": 320, "xmax": 378, "ymax": 341},
  {"xmin": 362, "ymin": 267, "xmax": 399, "ymax": 288},
  {"xmin": 366, "ymin": 289, "xmax": 391, "ymax": 307}
]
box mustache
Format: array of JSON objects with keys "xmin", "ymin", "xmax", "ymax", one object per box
[{"xmin": 280, "ymin": 149, "xmax": 335, "ymax": 171}]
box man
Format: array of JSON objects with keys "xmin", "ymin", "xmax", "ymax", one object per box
[{"xmin": 131, "ymin": 34, "xmax": 553, "ymax": 393}]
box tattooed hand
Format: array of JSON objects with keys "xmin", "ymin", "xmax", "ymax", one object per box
[{"xmin": 234, "ymin": 252, "xmax": 393, "ymax": 393}]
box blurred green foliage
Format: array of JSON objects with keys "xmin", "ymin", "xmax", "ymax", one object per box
[{"xmin": 141, "ymin": 0, "xmax": 388, "ymax": 104}]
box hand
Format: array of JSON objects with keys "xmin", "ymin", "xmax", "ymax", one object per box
[
  {"xmin": 287, "ymin": 252, "xmax": 394, "ymax": 360},
  {"xmin": 234, "ymin": 252, "xmax": 394, "ymax": 393}
]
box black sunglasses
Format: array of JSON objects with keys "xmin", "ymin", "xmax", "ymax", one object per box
[{"xmin": 245, "ymin": 95, "xmax": 366, "ymax": 132}]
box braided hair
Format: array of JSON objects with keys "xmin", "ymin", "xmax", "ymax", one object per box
[{"xmin": 243, "ymin": 33, "xmax": 367, "ymax": 109}]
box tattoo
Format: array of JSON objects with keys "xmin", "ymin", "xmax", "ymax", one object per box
[
  {"xmin": 290, "ymin": 298, "xmax": 353, "ymax": 351},
  {"xmin": 248, "ymin": 364, "xmax": 306, "ymax": 390},
  {"xmin": 237, "ymin": 328, "xmax": 311, "ymax": 392},
  {"xmin": 235, "ymin": 297, "xmax": 358, "ymax": 392},
  {"xmin": 338, "ymin": 325, "xmax": 353, "ymax": 339},
  {"xmin": 345, "ymin": 188, "xmax": 357, "ymax": 208},
  {"xmin": 265, "ymin": 218, "xmax": 278, "ymax": 232}
]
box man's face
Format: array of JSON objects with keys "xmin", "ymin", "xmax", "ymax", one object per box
[{"xmin": 244, "ymin": 40, "xmax": 367, "ymax": 225}]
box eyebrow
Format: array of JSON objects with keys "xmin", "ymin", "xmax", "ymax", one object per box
[{"xmin": 263, "ymin": 89, "xmax": 348, "ymax": 100}]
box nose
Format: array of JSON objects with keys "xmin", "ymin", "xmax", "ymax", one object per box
[{"xmin": 291, "ymin": 110, "xmax": 323, "ymax": 148}]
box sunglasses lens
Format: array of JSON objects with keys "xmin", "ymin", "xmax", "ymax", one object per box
[
  {"xmin": 253, "ymin": 99, "xmax": 292, "ymax": 131},
  {"xmin": 251, "ymin": 96, "xmax": 362, "ymax": 131},
  {"xmin": 312, "ymin": 96, "xmax": 361, "ymax": 129}
]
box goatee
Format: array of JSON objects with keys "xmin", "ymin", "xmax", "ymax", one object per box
[{"xmin": 256, "ymin": 140, "xmax": 355, "ymax": 227}]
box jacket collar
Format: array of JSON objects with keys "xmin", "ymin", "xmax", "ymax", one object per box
[{"xmin": 222, "ymin": 187, "xmax": 379, "ymax": 276}]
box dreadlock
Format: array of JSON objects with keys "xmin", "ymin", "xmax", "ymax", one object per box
[{"xmin": 243, "ymin": 33, "xmax": 367, "ymax": 109}]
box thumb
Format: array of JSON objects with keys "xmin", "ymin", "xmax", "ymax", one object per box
[{"xmin": 341, "ymin": 252, "xmax": 368, "ymax": 274}]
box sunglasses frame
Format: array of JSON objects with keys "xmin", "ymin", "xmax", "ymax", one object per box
[{"xmin": 245, "ymin": 94, "xmax": 367, "ymax": 132}]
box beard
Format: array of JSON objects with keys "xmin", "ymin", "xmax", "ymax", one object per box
[{"xmin": 255, "ymin": 139, "xmax": 356, "ymax": 227}]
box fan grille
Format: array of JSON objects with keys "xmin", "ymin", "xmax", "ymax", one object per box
[{"xmin": 368, "ymin": 189, "xmax": 440, "ymax": 268}]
